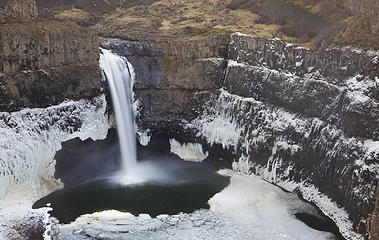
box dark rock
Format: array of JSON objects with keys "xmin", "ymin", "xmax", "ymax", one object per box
[
  {"xmin": 0, "ymin": 21, "xmax": 101, "ymax": 111},
  {"xmin": 0, "ymin": 0, "xmax": 38, "ymax": 24},
  {"xmin": 101, "ymin": 33, "xmax": 378, "ymax": 238}
]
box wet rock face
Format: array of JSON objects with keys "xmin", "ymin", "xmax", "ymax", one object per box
[
  {"xmin": 102, "ymin": 33, "xmax": 378, "ymax": 238},
  {"xmin": 0, "ymin": 21, "xmax": 101, "ymax": 111}
]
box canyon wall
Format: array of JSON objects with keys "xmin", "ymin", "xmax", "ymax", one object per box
[
  {"xmin": 341, "ymin": 0, "xmax": 379, "ymax": 35},
  {"xmin": 101, "ymin": 33, "xmax": 378, "ymax": 239},
  {"xmin": 0, "ymin": 21, "xmax": 101, "ymax": 111},
  {"xmin": 100, "ymin": 37, "xmax": 229, "ymax": 134},
  {"xmin": 0, "ymin": 0, "xmax": 102, "ymax": 112},
  {"xmin": 0, "ymin": 2, "xmax": 109, "ymax": 237},
  {"xmin": 0, "ymin": 0, "xmax": 38, "ymax": 23}
]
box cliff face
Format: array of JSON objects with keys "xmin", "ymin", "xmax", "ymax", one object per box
[
  {"xmin": 0, "ymin": 3, "xmax": 106, "ymax": 236},
  {"xmin": 0, "ymin": 0, "xmax": 102, "ymax": 112},
  {"xmin": 0, "ymin": 0, "xmax": 38, "ymax": 23},
  {"xmin": 0, "ymin": 20, "xmax": 101, "ymax": 111},
  {"xmin": 221, "ymin": 34, "xmax": 378, "ymax": 239},
  {"xmin": 370, "ymin": 183, "xmax": 379, "ymax": 240},
  {"xmin": 341, "ymin": 0, "xmax": 379, "ymax": 35},
  {"xmin": 101, "ymin": 34, "xmax": 378, "ymax": 239},
  {"xmin": 100, "ymin": 37, "xmax": 229, "ymax": 134}
]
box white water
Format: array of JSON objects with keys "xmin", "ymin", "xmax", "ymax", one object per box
[{"xmin": 99, "ymin": 49, "xmax": 137, "ymax": 174}]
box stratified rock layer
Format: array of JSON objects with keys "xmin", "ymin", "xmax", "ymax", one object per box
[
  {"xmin": 101, "ymin": 33, "xmax": 378, "ymax": 239},
  {"xmin": 0, "ymin": 21, "xmax": 101, "ymax": 111}
]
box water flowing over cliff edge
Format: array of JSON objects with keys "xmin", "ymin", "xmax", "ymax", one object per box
[
  {"xmin": 0, "ymin": 0, "xmax": 377, "ymax": 236},
  {"xmin": 101, "ymin": 33, "xmax": 378, "ymax": 239}
]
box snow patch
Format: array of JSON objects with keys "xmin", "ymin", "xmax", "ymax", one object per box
[
  {"xmin": 0, "ymin": 95, "xmax": 109, "ymax": 199},
  {"xmin": 232, "ymin": 156, "xmax": 252, "ymax": 174},
  {"xmin": 169, "ymin": 139, "xmax": 209, "ymax": 162},
  {"xmin": 137, "ymin": 129, "xmax": 151, "ymax": 146},
  {"xmin": 277, "ymin": 179, "xmax": 363, "ymax": 240},
  {"xmin": 295, "ymin": 59, "xmax": 303, "ymax": 67},
  {"xmin": 50, "ymin": 170, "xmax": 335, "ymax": 240},
  {"xmin": 345, "ymin": 74, "xmax": 376, "ymax": 96},
  {"xmin": 210, "ymin": 170, "xmax": 335, "ymax": 240},
  {"xmin": 189, "ymin": 88, "xmax": 374, "ymax": 240},
  {"xmin": 198, "ymin": 58, "xmax": 225, "ymax": 65},
  {"xmin": 363, "ymin": 140, "xmax": 379, "ymax": 154}
]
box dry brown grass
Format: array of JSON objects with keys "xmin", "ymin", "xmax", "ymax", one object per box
[
  {"xmin": 55, "ymin": 9, "xmax": 92, "ymax": 21},
  {"xmin": 91, "ymin": 0, "xmax": 377, "ymax": 49},
  {"xmin": 54, "ymin": 8, "xmax": 101, "ymax": 26},
  {"xmin": 93, "ymin": 0, "xmax": 290, "ymax": 41},
  {"xmin": 284, "ymin": 0, "xmax": 350, "ymax": 21},
  {"xmin": 334, "ymin": 16, "xmax": 379, "ymax": 49}
]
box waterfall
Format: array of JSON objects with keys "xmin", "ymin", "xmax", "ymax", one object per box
[{"xmin": 99, "ymin": 48, "xmax": 137, "ymax": 174}]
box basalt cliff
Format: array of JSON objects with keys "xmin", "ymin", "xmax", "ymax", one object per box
[
  {"xmin": 0, "ymin": 2, "xmax": 108, "ymax": 238},
  {"xmin": 0, "ymin": 0, "xmax": 378, "ymax": 239},
  {"xmin": 0, "ymin": 0, "xmax": 101, "ymax": 112},
  {"xmin": 101, "ymin": 34, "xmax": 378, "ymax": 239}
]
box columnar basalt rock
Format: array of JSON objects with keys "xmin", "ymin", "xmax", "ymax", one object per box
[
  {"xmin": 101, "ymin": 33, "xmax": 378, "ymax": 239},
  {"xmin": 100, "ymin": 38, "xmax": 228, "ymax": 135},
  {"xmin": 0, "ymin": 0, "xmax": 38, "ymax": 24},
  {"xmin": 0, "ymin": 21, "xmax": 101, "ymax": 111},
  {"xmin": 220, "ymin": 33, "xmax": 378, "ymax": 238},
  {"xmin": 226, "ymin": 33, "xmax": 378, "ymax": 140}
]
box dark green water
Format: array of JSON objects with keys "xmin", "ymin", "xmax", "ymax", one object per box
[{"xmin": 33, "ymin": 160, "xmax": 230, "ymax": 224}]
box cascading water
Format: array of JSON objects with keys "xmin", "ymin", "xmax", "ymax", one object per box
[
  {"xmin": 99, "ymin": 49, "xmax": 170, "ymax": 185},
  {"xmin": 99, "ymin": 48, "xmax": 137, "ymax": 174}
]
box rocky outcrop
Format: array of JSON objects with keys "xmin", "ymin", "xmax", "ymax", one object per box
[
  {"xmin": 369, "ymin": 183, "xmax": 379, "ymax": 240},
  {"xmin": 226, "ymin": 34, "xmax": 378, "ymax": 140},
  {"xmin": 341, "ymin": 0, "xmax": 379, "ymax": 35},
  {"xmin": 0, "ymin": 0, "xmax": 38, "ymax": 23},
  {"xmin": 100, "ymin": 37, "xmax": 228, "ymax": 134},
  {"xmin": 0, "ymin": 21, "xmax": 101, "ymax": 111},
  {"xmin": 101, "ymin": 33, "xmax": 378, "ymax": 239}
]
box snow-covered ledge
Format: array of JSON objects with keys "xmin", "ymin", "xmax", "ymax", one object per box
[{"xmin": 0, "ymin": 94, "xmax": 110, "ymax": 239}]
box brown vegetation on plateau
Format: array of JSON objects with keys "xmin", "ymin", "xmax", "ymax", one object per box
[
  {"xmin": 88, "ymin": 0, "xmax": 377, "ymax": 49},
  {"xmin": 6, "ymin": 0, "xmax": 373, "ymax": 50}
]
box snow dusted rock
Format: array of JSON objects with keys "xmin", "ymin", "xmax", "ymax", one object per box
[
  {"xmin": 0, "ymin": 95, "xmax": 109, "ymax": 200},
  {"xmin": 227, "ymin": 33, "xmax": 378, "ymax": 140},
  {"xmin": 0, "ymin": 95, "xmax": 110, "ymax": 239},
  {"xmin": 169, "ymin": 138, "xmax": 209, "ymax": 162},
  {"xmin": 186, "ymin": 89, "xmax": 377, "ymax": 239},
  {"xmin": 102, "ymin": 33, "xmax": 378, "ymax": 239}
]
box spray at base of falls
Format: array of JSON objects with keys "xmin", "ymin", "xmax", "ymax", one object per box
[
  {"xmin": 100, "ymin": 49, "xmax": 165, "ymax": 185},
  {"xmin": 100, "ymin": 48, "xmax": 138, "ymax": 177}
]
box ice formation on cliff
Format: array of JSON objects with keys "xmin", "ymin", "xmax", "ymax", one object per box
[
  {"xmin": 0, "ymin": 95, "xmax": 109, "ymax": 199},
  {"xmin": 186, "ymin": 87, "xmax": 376, "ymax": 240},
  {"xmin": 169, "ymin": 139, "xmax": 209, "ymax": 162}
]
